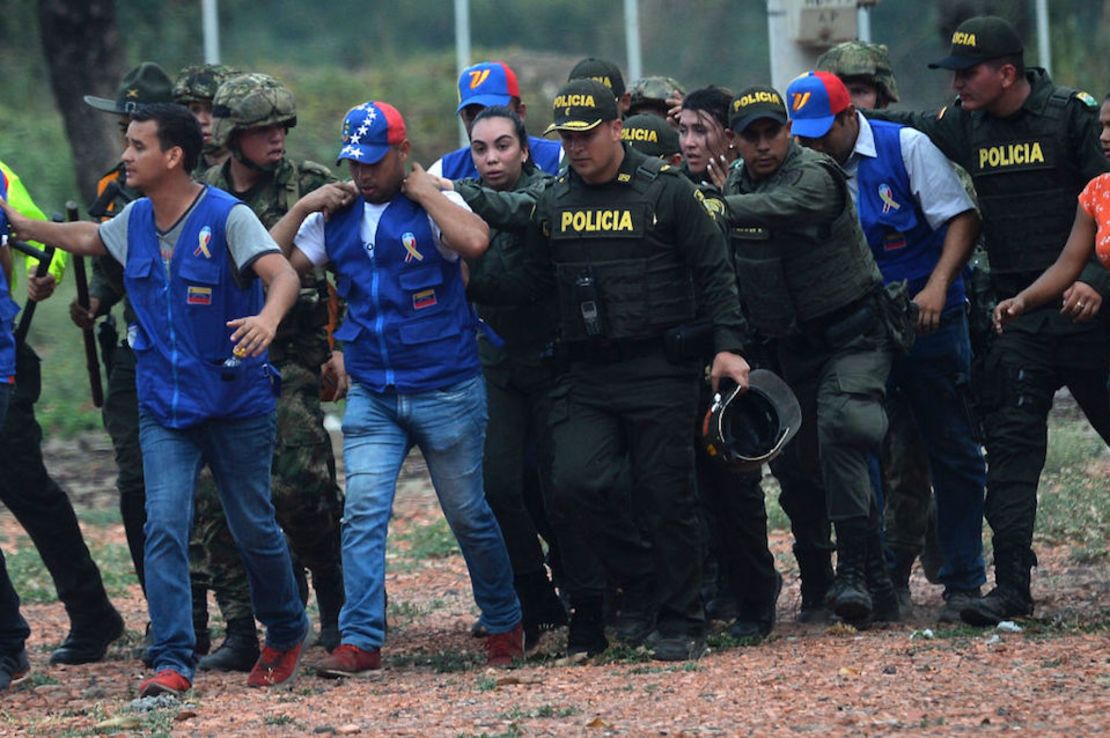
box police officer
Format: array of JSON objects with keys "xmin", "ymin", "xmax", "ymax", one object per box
[
  {"xmin": 876, "ymin": 15, "xmax": 1110, "ymax": 626},
  {"xmin": 195, "ymin": 72, "xmax": 345, "ymax": 669},
  {"xmin": 788, "ymin": 70, "xmax": 988, "ymax": 624},
  {"xmin": 818, "ymin": 41, "xmax": 952, "ymax": 603},
  {"xmin": 622, "ymin": 113, "xmax": 682, "ymax": 165},
  {"xmin": 475, "ymin": 79, "xmax": 750, "ymax": 660},
  {"xmin": 722, "ymin": 86, "xmax": 902, "ymax": 627},
  {"xmin": 568, "ymin": 58, "xmax": 632, "ymax": 117}
]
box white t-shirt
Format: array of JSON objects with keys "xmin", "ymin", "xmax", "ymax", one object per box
[
  {"xmin": 98, "ymin": 188, "xmax": 279, "ymax": 272},
  {"xmin": 293, "ymin": 190, "xmax": 471, "ymax": 266}
]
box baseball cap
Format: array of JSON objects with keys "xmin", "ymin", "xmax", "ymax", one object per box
[
  {"xmin": 929, "ymin": 15, "xmax": 1024, "ymax": 70},
  {"xmin": 84, "ymin": 62, "xmax": 174, "ymax": 114},
  {"xmin": 336, "ymin": 101, "xmax": 407, "ymax": 166},
  {"xmin": 545, "ymin": 79, "xmax": 619, "ymax": 135},
  {"xmin": 728, "ymin": 86, "xmax": 788, "ymax": 134},
  {"xmin": 785, "ymin": 71, "xmax": 851, "ymax": 138},
  {"xmin": 568, "ymin": 58, "xmax": 626, "ymax": 99},
  {"xmin": 456, "ymin": 61, "xmax": 520, "ymax": 113},
  {"xmin": 621, "ymin": 114, "xmax": 680, "ymax": 158}
]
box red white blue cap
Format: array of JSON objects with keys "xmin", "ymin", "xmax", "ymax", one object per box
[
  {"xmin": 456, "ymin": 61, "xmax": 520, "ymax": 112},
  {"xmin": 785, "ymin": 71, "xmax": 851, "ymax": 138},
  {"xmin": 337, "ymin": 101, "xmax": 406, "ymax": 166}
]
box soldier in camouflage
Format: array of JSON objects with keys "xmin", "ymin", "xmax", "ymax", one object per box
[
  {"xmin": 192, "ymin": 72, "xmax": 345, "ymax": 672},
  {"xmin": 173, "ymin": 63, "xmax": 239, "ymax": 176}
]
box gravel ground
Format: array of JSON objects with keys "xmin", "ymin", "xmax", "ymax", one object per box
[{"xmin": 0, "ymin": 429, "xmax": 1106, "ymax": 737}]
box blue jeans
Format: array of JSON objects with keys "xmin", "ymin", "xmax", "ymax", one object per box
[
  {"xmin": 339, "ymin": 375, "xmax": 520, "ymax": 651},
  {"xmin": 887, "ymin": 311, "xmax": 986, "ymax": 592},
  {"xmin": 139, "ymin": 410, "xmax": 307, "ymax": 679}
]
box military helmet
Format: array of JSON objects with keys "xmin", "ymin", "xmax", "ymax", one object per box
[
  {"xmin": 701, "ymin": 370, "xmax": 802, "ymax": 471},
  {"xmin": 815, "ymin": 41, "xmax": 900, "ymax": 104},
  {"xmin": 629, "ymin": 76, "xmax": 685, "ymax": 114},
  {"xmin": 173, "ymin": 63, "xmax": 238, "ymax": 105},
  {"xmin": 209, "ymin": 73, "xmax": 297, "ymax": 149}
]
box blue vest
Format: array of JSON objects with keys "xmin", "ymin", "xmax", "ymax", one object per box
[
  {"xmin": 124, "ymin": 187, "xmax": 276, "ymax": 428},
  {"xmin": 0, "ymin": 174, "xmax": 18, "ymax": 379},
  {"xmin": 438, "ymin": 135, "xmax": 563, "ymax": 180},
  {"xmin": 325, "ymin": 194, "xmax": 481, "ymax": 392},
  {"xmin": 856, "ymin": 119, "xmax": 965, "ymax": 309}
]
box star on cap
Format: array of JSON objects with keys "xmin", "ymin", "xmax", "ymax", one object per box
[
  {"xmin": 126, "ymin": 88, "xmax": 139, "ymax": 98},
  {"xmin": 340, "ymin": 145, "xmax": 363, "ymax": 159}
]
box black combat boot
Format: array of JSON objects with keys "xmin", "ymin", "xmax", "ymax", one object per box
[
  {"xmin": 794, "ymin": 544, "xmax": 834, "ymax": 623},
  {"xmin": 827, "ymin": 519, "xmax": 872, "ymax": 623},
  {"xmin": 887, "ymin": 547, "xmax": 915, "ymax": 619},
  {"xmin": 198, "ymin": 617, "xmax": 259, "ymax": 672},
  {"xmin": 729, "ymin": 570, "xmax": 783, "ymax": 641},
  {"xmin": 516, "ymin": 570, "xmax": 568, "ymax": 654},
  {"xmin": 565, "ymin": 596, "xmax": 608, "ymax": 659},
  {"xmin": 866, "ymin": 532, "xmax": 901, "ymax": 624},
  {"xmin": 312, "ymin": 566, "xmax": 345, "ymax": 653},
  {"xmin": 192, "ymin": 584, "xmax": 211, "ymax": 657},
  {"xmin": 49, "ymin": 607, "xmax": 125, "ymax": 665},
  {"xmin": 614, "ymin": 577, "xmax": 657, "ymax": 646},
  {"xmin": 960, "ymin": 546, "xmax": 1036, "ymax": 627}
]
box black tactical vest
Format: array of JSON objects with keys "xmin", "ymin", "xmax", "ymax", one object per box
[
  {"xmin": 966, "ymin": 83, "xmax": 1084, "ymax": 275},
  {"xmin": 728, "ymin": 152, "xmax": 881, "ymax": 337},
  {"xmin": 544, "ymin": 157, "xmax": 697, "ymax": 343}
]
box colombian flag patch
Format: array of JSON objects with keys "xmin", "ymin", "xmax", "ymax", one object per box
[
  {"xmin": 187, "ymin": 286, "xmax": 212, "ymax": 305},
  {"xmin": 412, "ymin": 289, "xmax": 437, "ymax": 310}
]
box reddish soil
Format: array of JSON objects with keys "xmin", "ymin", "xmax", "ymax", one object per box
[{"xmin": 0, "ymin": 430, "xmax": 1106, "ymax": 737}]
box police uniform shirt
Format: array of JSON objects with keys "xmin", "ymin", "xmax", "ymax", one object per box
[
  {"xmin": 844, "ymin": 112, "xmax": 974, "ymax": 228},
  {"xmin": 293, "ymin": 190, "xmax": 472, "ymax": 267},
  {"xmin": 98, "ymin": 189, "xmax": 280, "ymax": 273}
]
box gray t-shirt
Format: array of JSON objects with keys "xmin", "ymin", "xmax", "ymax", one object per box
[{"xmin": 98, "ymin": 187, "xmax": 280, "ymax": 274}]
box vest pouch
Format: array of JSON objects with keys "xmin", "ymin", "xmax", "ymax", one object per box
[
  {"xmin": 178, "ymin": 256, "xmax": 229, "ymax": 361},
  {"xmin": 733, "ymin": 253, "xmax": 797, "ymax": 337},
  {"xmin": 397, "ymin": 311, "xmax": 462, "ymax": 346},
  {"xmin": 399, "ymin": 266, "xmax": 446, "ymax": 317},
  {"xmin": 878, "ymin": 281, "xmax": 918, "ymax": 354},
  {"xmin": 589, "ymin": 258, "xmax": 650, "ymax": 340},
  {"xmin": 979, "ymin": 188, "xmax": 1074, "ymax": 274}
]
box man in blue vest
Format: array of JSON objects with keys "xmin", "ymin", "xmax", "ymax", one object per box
[
  {"xmin": 429, "ymin": 61, "xmax": 563, "ymax": 180},
  {"xmin": 787, "ymin": 70, "xmax": 988, "ymax": 623},
  {"xmin": 271, "ymin": 100, "xmax": 524, "ymax": 677},
  {"xmin": 1, "ymin": 103, "xmax": 308, "ymax": 697}
]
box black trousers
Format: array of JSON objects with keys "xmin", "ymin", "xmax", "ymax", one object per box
[{"xmin": 0, "ymin": 344, "xmax": 115, "ymax": 629}]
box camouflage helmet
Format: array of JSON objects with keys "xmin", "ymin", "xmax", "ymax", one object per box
[
  {"xmin": 815, "ymin": 41, "xmax": 900, "ymax": 104},
  {"xmin": 209, "ymin": 73, "xmax": 297, "ymax": 149},
  {"xmin": 173, "ymin": 63, "xmax": 239, "ymax": 105},
  {"xmin": 629, "ymin": 76, "xmax": 685, "ymax": 114}
]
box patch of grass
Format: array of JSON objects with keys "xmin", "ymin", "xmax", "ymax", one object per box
[
  {"xmin": 1036, "ymin": 418, "xmax": 1109, "ymax": 558},
  {"xmin": 498, "ymin": 704, "xmax": 580, "ymax": 720},
  {"xmin": 457, "ymin": 727, "xmax": 522, "ymax": 738},
  {"xmin": 593, "ymin": 643, "xmax": 652, "ymax": 665},
  {"xmin": 395, "ymin": 518, "xmax": 459, "ymax": 561},
  {"xmin": 6, "ymin": 540, "xmax": 138, "ymax": 603},
  {"xmin": 761, "ymin": 475, "xmax": 789, "ymax": 531},
  {"xmin": 387, "ymin": 599, "xmax": 427, "ymax": 626},
  {"xmin": 74, "ymin": 506, "xmax": 123, "ymax": 527},
  {"xmin": 264, "ymin": 714, "xmax": 299, "ymax": 727},
  {"xmin": 475, "ymin": 674, "xmax": 498, "ymax": 692}
]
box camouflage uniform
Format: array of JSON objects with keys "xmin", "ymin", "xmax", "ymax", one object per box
[
  {"xmin": 192, "ymin": 74, "xmax": 344, "ymax": 659},
  {"xmin": 815, "ymin": 41, "xmax": 900, "ymax": 106}
]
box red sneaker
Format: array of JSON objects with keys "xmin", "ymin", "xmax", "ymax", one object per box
[
  {"xmin": 246, "ymin": 635, "xmax": 307, "ymax": 689},
  {"xmin": 313, "ymin": 643, "xmax": 381, "ymax": 679},
  {"xmin": 139, "ymin": 669, "xmax": 191, "ymax": 698},
  {"xmin": 485, "ymin": 622, "xmax": 524, "ymax": 667}
]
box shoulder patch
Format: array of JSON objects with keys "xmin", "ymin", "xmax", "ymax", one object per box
[
  {"xmin": 1076, "ymin": 91, "xmax": 1099, "ymax": 109},
  {"xmin": 617, "ymin": 172, "xmax": 632, "ymax": 183}
]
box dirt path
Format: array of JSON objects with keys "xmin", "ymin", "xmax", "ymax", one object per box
[{"xmin": 1, "ymin": 430, "xmax": 1107, "ymax": 736}]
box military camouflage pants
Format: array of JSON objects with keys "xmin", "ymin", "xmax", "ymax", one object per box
[
  {"xmin": 190, "ymin": 359, "xmax": 343, "ymax": 623},
  {"xmin": 879, "ymin": 387, "xmax": 935, "ymax": 555}
]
